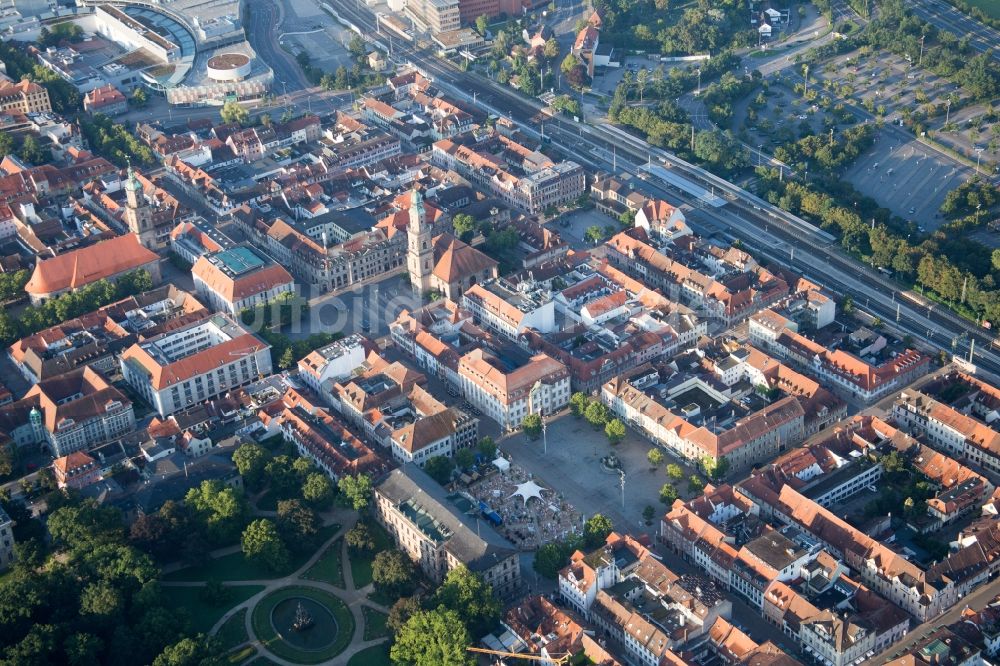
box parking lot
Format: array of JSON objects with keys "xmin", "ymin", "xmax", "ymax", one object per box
[
  {"xmin": 278, "ymin": 0, "xmax": 356, "ymax": 73},
  {"xmin": 841, "ymin": 133, "xmax": 971, "ymax": 230}
]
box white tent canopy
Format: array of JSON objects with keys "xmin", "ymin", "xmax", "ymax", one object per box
[
  {"xmin": 510, "ymin": 480, "xmax": 545, "ymax": 506},
  {"xmin": 492, "ymin": 457, "xmax": 510, "ymax": 473}
]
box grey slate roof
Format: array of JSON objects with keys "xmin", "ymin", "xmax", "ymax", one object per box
[{"xmin": 376, "ymin": 463, "xmax": 517, "ymax": 573}]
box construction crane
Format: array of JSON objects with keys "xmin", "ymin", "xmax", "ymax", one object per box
[{"xmin": 466, "ymin": 647, "xmax": 572, "ymax": 664}]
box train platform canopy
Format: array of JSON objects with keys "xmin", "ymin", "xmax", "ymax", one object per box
[{"xmin": 640, "ymin": 163, "xmax": 727, "ymax": 208}]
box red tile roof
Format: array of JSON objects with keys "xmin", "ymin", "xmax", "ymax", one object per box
[{"xmin": 25, "ymin": 234, "xmax": 159, "ymax": 297}]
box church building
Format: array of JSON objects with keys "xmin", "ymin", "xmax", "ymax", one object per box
[{"xmin": 406, "ymin": 189, "xmax": 498, "ymax": 301}]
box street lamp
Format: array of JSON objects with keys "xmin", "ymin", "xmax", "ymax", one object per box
[
  {"xmin": 618, "ymin": 468, "xmax": 625, "ymax": 510},
  {"xmin": 529, "ymin": 381, "xmax": 547, "ymax": 455},
  {"xmin": 976, "ymin": 147, "xmax": 984, "ymax": 175}
]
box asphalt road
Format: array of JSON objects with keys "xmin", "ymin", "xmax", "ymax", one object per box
[
  {"xmin": 864, "ymin": 575, "xmax": 1000, "ymax": 664},
  {"xmin": 247, "ymin": 0, "xmax": 311, "ymax": 92},
  {"xmin": 326, "ymin": 0, "xmax": 1000, "ymax": 383},
  {"xmin": 909, "ymin": 0, "xmax": 1000, "ymax": 63}
]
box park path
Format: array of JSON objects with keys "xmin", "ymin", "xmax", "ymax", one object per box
[{"xmin": 162, "ymin": 506, "xmax": 392, "ymax": 665}]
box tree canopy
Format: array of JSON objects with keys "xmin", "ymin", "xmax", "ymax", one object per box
[
  {"xmin": 432, "ymin": 566, "xmax": 500, "ymax": 637},
  {"xmin": 583, "ymin": 513, "xmax": 614, "ymax": 547},
  {"xmin": 390, "ymin": 608, "xmax": 474, "ymax": 666}
]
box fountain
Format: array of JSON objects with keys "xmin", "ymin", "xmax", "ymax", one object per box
[
  {"xmin": 270, "ymin": 597, "xmax": 338, "ymax": 651},
  {"xmin": 292, "ymin": 602, "xmax": 314, "ymax": 632}
]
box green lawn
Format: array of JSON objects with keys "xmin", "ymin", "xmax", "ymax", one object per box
[
  {"xmin": 362, "ymin": 606, "xmax": 390, "ymax": 641},
  {"xmin": 347, "ymin": 643, "xmax": 391, "ymax": 666},
  {"xmin": 250, "ymin": 586, "xmax": 355, "ymax": 664},
  {"xmin": 215, "ymin": 609, "xmax": 250, "ymax": 652},
  {"xmin": 302, "ymin": 539, "xmax": 345, "ymax": 587},
  {"xmin": 163, "ymin": 525, "xmax": 339, "ymax": 582},
  {"xmin": 226, "ymin": 645, "xmax": 256, "ymax": 664},
  {"xmin": 348, "ymin": 521, "xmax": 394, "ymax": 588},
  {"xmin": 366, "ymin": 589, "xmax": 396, "ymax": 607},
  {"xmin": 161, "ymin": 585, "xmax": 264, "ymax": 631}
]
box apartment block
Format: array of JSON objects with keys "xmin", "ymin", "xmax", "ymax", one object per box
[
  {"xmin": 458, "ymin": 347, "xmax": 570, "ymax": 431},
  {"xmin": 120, "ymin": 314, "xmax": 272, "ymax": 417}
]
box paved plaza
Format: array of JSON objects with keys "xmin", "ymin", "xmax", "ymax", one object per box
[
  {"xmin": 464, "ymin": 462, "xmax": 582, "ymax": 549},
  {"xmin": 498, "ymin": 410, "xmax": 700, "ymax": 539}
]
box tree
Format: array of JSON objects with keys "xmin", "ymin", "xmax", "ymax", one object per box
[
  {"xmin": 561, "ymin": 52, "xmax": 580, "ymax": 75},
  {"xmin": 220, "ymin": 100, "xmax": 249, "ymax": 126},
  {"xmin": 477, "ymin": 436, "xmax": 497, "ymax": 460},
  {"xmin": 278, "ymin": 347, "xmax": 297, "ymax": 370},
  {"xmin": 345, "ymin": 522, "xmax": 376, "ymax": 553},
  {"xmin": 65, "ymin": 633, "xmax": 103, "ymax": 666},
  {"xmin": 569, "ymin": 392, "xmax": 589, "ymax": 417},
  {"xmin": 390, "ymin": 608, "xmax": 474, "ymax": 666},
  {"xmin": 80, "ymin": 581, "xmax": 123, "ymax": 618},
  {"xmin": 152, "ymin": 635, "xmax": 220, "ymax": 666},
  {"xmin": 688, "ymin": 474, "xmax": 705, "ymax": 494},
  {"xmin": 302, "ymin": 472, "xmax": 334, "ymax": 507},
  {"xmin": 534, "ymin": 540, "xmax": 571, "ymax": 579},
  {"xmin": 659, "ymin": 483, "xmax": 678, "ymax": 505},
  {"xmin": 232, "ymin": 443, "xmax": 269, "ymax": 489},
  {"xmin": 452, "ymin": 213, "xmax": 475, "ymax": 239},
  {"xmin": 388, "ymin": 596, "xmax": 422, "ymax": 635},
  {"xmin": 241, "ymin": 519, "xmax": 288, "ymax": 571},
  {"xmin": 522, "ymin": 413, "xmax": 543, "ymax": 439},
  {"xmin": 276, "ymin": 499, "xmax": 319, "ymax": 552},
  {"xmin": 334, "ymin": 65, "xmax": 350, "ymax": 90},
  {"xmin": 642, "ymin": 505, "xmax": 655, "ymax": 524},
  {"xmin": 455, "ymin": 447, "xmax": 475, "ymax": 470},
  {"xmin": 584, "ymin": 225, "xmax": 605, "ymax": 244},
  {"xmin": 338, "ymin": 474, "xmax": 372, "ymax": 512},
  {"xmin": 433, "ymin": 565, "xmax": 501, "ymax": 636},
  {"xmin": 47, "ymin": 500, "xmax": 123, "ymax": 549},
  {"xmin": 700, "ymin": 456, "xmax": 729, "ymax": 481},
  {"xmin": 636, "ymin": 68, "xmax": 649, "ymax": 103},
  {"xmin": 185, "ymin": 480, "xmax": 247, "ymax": 546},
  {"xmin": 131, "ymin": 87, "xmax": 147, "ymax": 108},
  {"xmin": 372, "ymin": 549, "xmax": 415, "ymax": 595},
  {"xmin": 543, "ymin": 37, "xmax": 560, "ymax": 61},
  {"xmin": 0, "ymin": 131, "xmax": 14, "ymax": 158},
  {"xmin": 647, "ymin": 448, "xmax": 665, "ymax": 467},
  {"xmin": 584, "ymin": 401, "xmax": 609, "ymax": 428},
  {"xmin": 881, "ymin": 450, "xmax": 907, "ymax": 476},
  {"xmin": 424, "ymin": 456, "xmax": 455, "ymax": 485},
  {"xmin": 693, "ymin": 130, "xmax": 747, "ymax": 173},
  {"xmin": 605, "ymin": 418, "xmax": 626, "ymax": 444},
  {"xmin": 840, "ymin": 294, "xmax": 854, "ymax": 314},
  {"xmin": 583, "ymin": 513, "xmax": 613, "ymax": 547},
  {"xmin": 348, "ymin": 34, "xmax": 366, "ymax": 59},
  {"xmin": 475, "ymin": 14, "xmax": 489, "ymax": 35},
  {"xmin": 19, "ymin": 134, "xmax": 49, "ymax": 164}
]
